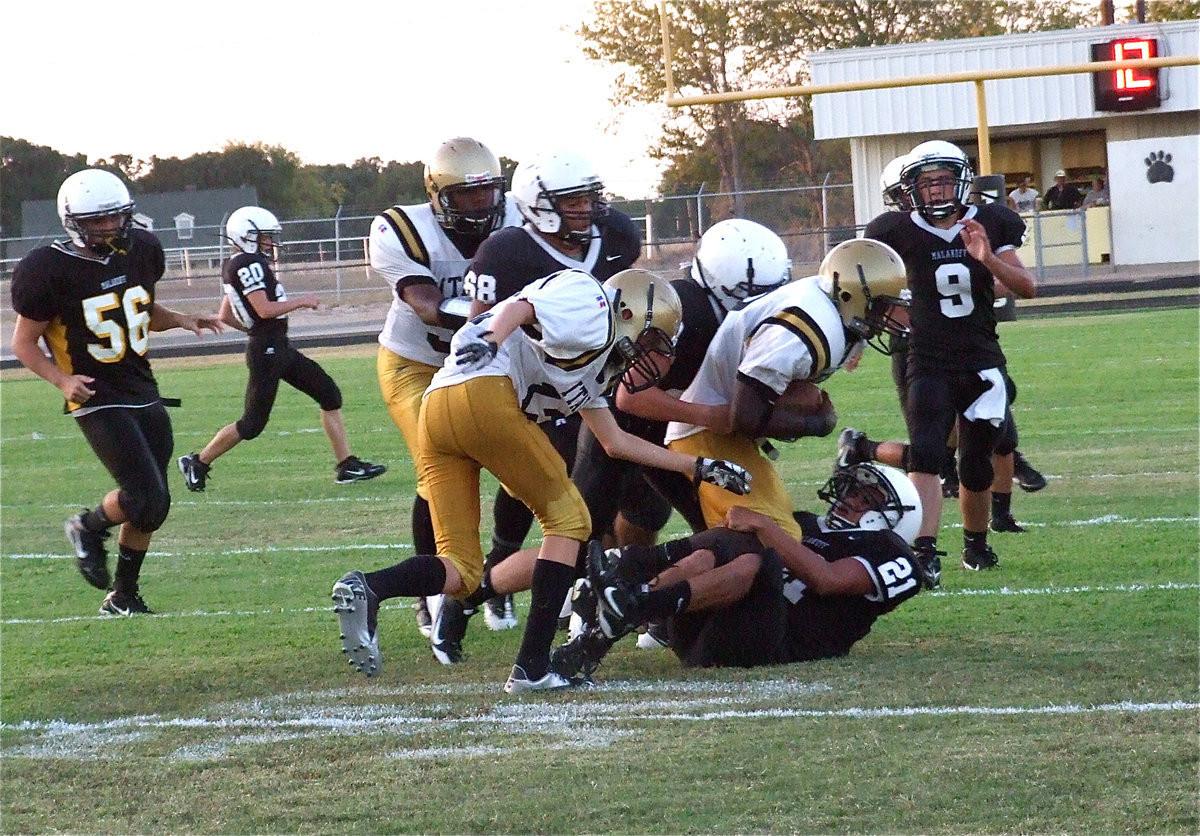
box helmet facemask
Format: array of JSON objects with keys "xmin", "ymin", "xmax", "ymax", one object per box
[
  {"xmin": 226, "ymin": 206, "xmax": 283, "ymax": 259},
  {"xmin": 424, "ymin": 137, "xmax": 506, "ymax": 238},
  {"xmin": 58, "ymin": 169, "xmax": 137, "ymax": 257},
  {"xmin": 847, "ymin": 291, "xmax": 910, "ymax": 356},
  {"xmin": 68, "ymin": 209, "xmax": 135, "ymax": 257},
  {"xmin": 902, "ymin": 157, "xmax": 973, "ymax": 221},
  {"xmin": 818, "ymin": 464, "xmax": 914, "ymax": 535},
  {"xmin": 545, "ymin": 183, "xmax": 608, "ymax": 247},
  {"xmin": 437, "ymin": 178, "xmax": 506, "ymax": 237},
  {"xmin": 602, "ymin": 270, "xmax": 683, "ymax": 395}
]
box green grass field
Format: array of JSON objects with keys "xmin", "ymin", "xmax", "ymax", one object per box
[{"xmin": 2, "ymin": 308, "xmax": 1197, "ymax": 834}]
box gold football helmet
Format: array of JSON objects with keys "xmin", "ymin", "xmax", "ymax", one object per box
[
  {"xmin": 423, "ymin": 137, "xmax": 506, "ymax": 236},
  {"xmin": 603, "ymin": 269, "xmax": 683, "ymax": 393},
  {"xmin": 818, "ymin": 238, "xmax": 909, "ymax": 354}
]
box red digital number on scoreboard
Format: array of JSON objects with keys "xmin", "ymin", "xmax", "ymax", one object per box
[{"xmin": 1092, "ymin": 37, "xmax": 1161, "ymax": 112}]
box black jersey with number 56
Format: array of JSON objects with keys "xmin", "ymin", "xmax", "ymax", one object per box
[{"xmin": 10, "ymin": 228, "xmax": 165, "ymax": 411}]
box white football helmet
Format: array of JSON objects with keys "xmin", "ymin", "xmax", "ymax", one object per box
[
  {"xmin": 511, "ymin": 150, "xmax": 608, "ymax": 246},
  {"xmin": 819, "ymin": 461, "xmax": 922, "ymax": 546},
  {"xmin": 225, "ymin": 206, "xmax": 283, "ymax": 255},
  {"xmin": 603, "ymin": 269, "xmax": 683, "ymax": 394},
  {"xmin": 423, "ymin": 137, "xmax": 506, "ymax": 236},
  {"xmin": 901, "ymin": 140, "xmax": 973, "ymax": 220},
  {"xmin": 57, "ymin": 169, "xmax": 136, "ymax": 256},
  {"xmin": 818, "ymin": 239, "xmax": 909, "ymax": 354},
  {"xmin": 880, "ymin": 154, "xmax": 911, "ymax": 211},
  {"xmin": 691, "ymin": 219, "xmax": 792, "ymax": 316}
]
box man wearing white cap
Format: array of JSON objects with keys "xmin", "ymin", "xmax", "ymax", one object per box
[{"xmin": 1044, "ymin": 170, "xmax": 1083, "ymax": 210}]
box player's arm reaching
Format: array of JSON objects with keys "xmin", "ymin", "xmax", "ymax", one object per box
[
  {"xmin": 724, "ymin": 505, "xmax": 873, "ymax": 595},
  {"xmin": 582, "ymin": 406, "xmax": 751, "ymax": 495}
]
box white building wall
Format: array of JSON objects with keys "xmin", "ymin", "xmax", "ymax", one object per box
[
  {"xmin": 812, "ymin": 21, "xmax": 1199, "ymax": 138},
  {"xmin": 811, "ymin": 21, "xmax": 1199, "ymax": 265}
]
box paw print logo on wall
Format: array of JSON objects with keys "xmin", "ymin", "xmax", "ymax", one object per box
[{"xmin": 1144, "ymin": 150, "xmax": 1174, "ymax": 184}]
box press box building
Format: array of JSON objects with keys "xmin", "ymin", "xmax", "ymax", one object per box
[{"xmin": 810, "ymin": 19, "xmax": 1199, "ymax": 267}]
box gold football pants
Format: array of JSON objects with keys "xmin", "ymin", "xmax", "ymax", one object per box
[
  {"xmin": 377, "ymin": 346, "xmax": 438, "ymax": 500},
  {"xmin": 417, "ymin": 375, "xmax": 591, "ymax": 596},
  {"xmin": 669, "ymin": 430, "xmax": 803, "ymax": 539}
]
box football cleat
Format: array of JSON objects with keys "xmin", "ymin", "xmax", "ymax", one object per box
[
  {"xmin": 636, "ymin": 620, "xmax": 670, "ymax": 651},
  {"xmin": 503, "ymin": 664, "xmax": 586, "ymax": 694},
  {"xmin": 99, "ymin": 589, "xmax": 153, "ymax": 616},
  {"xmin": 335, "ymin": 456, "xmax": 387, "ymax": 485},
  {"xmin": 962, "ymin": 543, "xmax": 1000, "ymax": 571},
  {"xmin": 332, "ymin": 571, "xmax": 382, "ymax": 678},
  {"xmin": 583, "ymin": 540, "xmax": 622, "ymax": 594},
  {"xmin": 414, "ymin": 596, "xmax": 434, "ymax": 638},
  {"xmin": 913, "ymin": 543, "xmax": 944, "ymax": 590},
  {"xmin": 484, "ymin": 594, "xmax": 518, "ymax": 631},
  {"xmin": 65, "ymin": 511, "xmax": 110, "ymax": 590},
  {"xmin": 835, "ymin": 427, "xmax": 868, "ymax": 468},
  {"xmin": 990, "ymin": 513, "xmax": 1026, "ymax": 534},
  {"xmin": 177, "ymin": 453, "xmax": 210, "ymax": 492},
  {"xmin": 431, "ymin": 597, "xmax": 474, "ymax": 665},
  {"xmin": 550, "ymin": 624, "xmax": 615, "ymax": 680},
  {"xmin": 1013, "ymin": 451, "xmax": 1047, "ymax": 493}
]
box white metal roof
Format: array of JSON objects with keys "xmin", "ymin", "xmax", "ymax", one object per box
[{"xmin": 811, "ymin": 20, "xmax": 1199, "ymax": 139}]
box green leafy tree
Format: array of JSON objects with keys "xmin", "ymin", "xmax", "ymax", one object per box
[
  {"xmin": 0, "ymin": 137, "xmax": 88, "ymax": 238},
  {"xmin": 579, "ymin": 0, "xmax": 1096, "ymax": 203}
]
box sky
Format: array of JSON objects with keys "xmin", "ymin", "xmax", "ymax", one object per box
[{"xmin": 4, "ymin": 0, "xmax": 670, "ymax": 197}]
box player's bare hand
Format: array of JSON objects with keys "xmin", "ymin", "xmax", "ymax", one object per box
[
  {"xmin": 296, "ymin": 294, "xmax": 321, "ymax": 311},
  {"xmin": 188, "ymin": 314, "xmax": 225, "ymax": 336},
  {"xmin": 59, "ymin": 374, "xmax": 96, "ymax": 403},
  {"xmin": 960, "ymin": 219, "xmax": 994, "ymax": 263},
  {"xmin": 724, "ymin": 505, "xmax": 770, "ymax": 533}
]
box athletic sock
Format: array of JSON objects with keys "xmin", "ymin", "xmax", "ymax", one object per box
[
  {"xmin": 643, "ymin": 581, "xmax": 691, "ymax": 619},
  {"xmin": 113, "ymin": 545, "xmax": 146, "ymax": 595},
  {"xmin": 513, "ymin": 559, "xmax": 575, "ymax": 680},
  {"xmin": 364, "ymin": 555, "xmax": 446, "ymax": 601}
]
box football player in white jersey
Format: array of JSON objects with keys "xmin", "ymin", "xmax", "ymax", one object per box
[
  {"xmin": 663, "ymin": 238, "xmax": 909, "ymax": 541},
  {"xmin": 369, "ymin": 137, "xmax": 521, "ymax": 637},
  {"xmin": 463, "ymin": 148, "xmax": 643, "ymax": 632},
  {"xmin": 331, "ymin": 269, "xmax": 751, "ymax": 693}
]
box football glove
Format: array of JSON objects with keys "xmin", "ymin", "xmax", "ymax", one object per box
[
  {"xmin": 451, "ymin": 321, "xmax": 498, "ymax": 371},
  {"xmin": 693, "ymin": 458, "xmax": 752, "ymax": 495}
]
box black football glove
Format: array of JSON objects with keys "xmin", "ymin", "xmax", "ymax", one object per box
[
  {"xmin": 693, "ymin": 457, "xmax": 752, "ymax": 495},
  {"xmin": 451, "ymin": 321, "xmax": 498, "ymax": 371}
]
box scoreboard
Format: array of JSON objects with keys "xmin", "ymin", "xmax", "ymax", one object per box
[{"xmin": 1092, "ymin": 37, "xmax": 1161, "ymax": 112}]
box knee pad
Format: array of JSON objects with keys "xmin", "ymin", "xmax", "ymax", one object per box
[
  {"xmin": 994, "ymin": 415, "xmax": 1018, "ymax": 457},
  {"xmin": 316, "ymin": 381, "xmax": 343, "ymax": 412},
  {"xmin": 908, "ymin": 440, "xmax": 945, "ymax": 475},
  {"xmin": 235, "ymin": 416, "xmax": 267, "ymax": 441},
  {"xmin": 119, "ymin": 486, "xmax": 171, "ymax": 532},
  {"xmin": 957, "ymin": 454, "xmax": 994, "ymax": 493}
]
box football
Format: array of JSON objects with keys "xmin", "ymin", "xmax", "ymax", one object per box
[{"xmin": 776, "ymin": 378, "xmax": 825, "ymax": 414}]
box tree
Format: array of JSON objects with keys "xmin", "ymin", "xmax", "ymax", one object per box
[
  {"xmin": 0, "ymin": 137, "xmax": 88, "ymax": 237},
  {"xmin": 579, "ymin": 0, "xmax": 1097, "ymax": 204}
]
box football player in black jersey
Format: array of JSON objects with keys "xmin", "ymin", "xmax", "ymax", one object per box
[
  {"xmin": 456, "ymin": 149, "xmax": 642, "ymax": 633},
  {"xmin": 551, "ymin": 460, "xmax": 931, "ymax": 676},
  {"xmin": 177, "ymin": 206, "xmax": 386, "ymax": 491},
  {"xmin": 863, "ymin": 140, "xmax": 1035, "ymax": 575},
  {"xmin": 10, "ymin": 169, "xmax": 224, "ymax": 615}
]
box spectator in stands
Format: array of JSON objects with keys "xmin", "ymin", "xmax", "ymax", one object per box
[
  {"xmin": 1043, "ymin": 170, "xmax": 1083, "ymax": 210},
  {"xmin": 1082, "ymin": 175, "xmax": 1110, "ymax": 208},
  {"xmin": 1007, "ymin": 177, "xmax": 1039, "ymax": 213}
]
